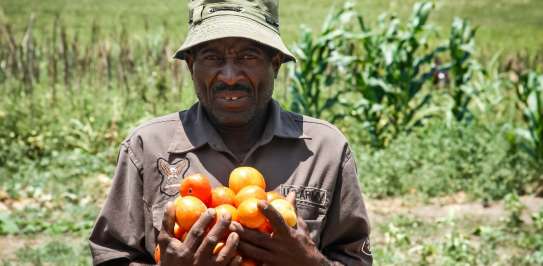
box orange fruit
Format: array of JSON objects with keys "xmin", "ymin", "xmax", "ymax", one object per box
[
  {"xmin": 175, "ymin": 195, "xmax": 207, "ymax": 231},
  {"xmin": 235, "ymin": 185, "xmax": 267, "ymax": 207},
  {"xmin": 174, "ymin": 223, "xmax": 184, "ymax": 239},
  {"xmin": 257, "ymin": 219, "xmax": 273, "ymax": 234},
  {"xmin": 241, "ymin": 258, "xmax": 259, "ymax": 266},
  {"xmin": 215, "ymin": 204, "xmax": 239, "ymax": 222},
  {"xmin": 211, "ymin": 186, "xmax": 236, "ymax": 207},
  {"xmin": 180, "ymin": 173, "xmax": 212, "ymax": 206},
  {"xmin": 229, "ymin": 167, "xmax": 266, "ymax": 193},
  {"xmin": 154, "ymin": 245, "xmax": 160, "ymax": 263},
  {"xmin": 213, "ymin": 242, "xmax": 225, "ymax": 254},
  {"xmin": 266, "ymin": 191, "xmax": 284, "ymax": 202},
  {"xmin": 174, "ymin": 196, "xmax": 183, "ymax": 206},
  {"xmin": 270, "ymin": 199, "xmax": 297, "ymax": 227},
  {"xmin": 237, "ymin": 198, "xmax": 266, "ymax": 229}
]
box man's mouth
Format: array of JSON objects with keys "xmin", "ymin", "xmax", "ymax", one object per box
[
  {"xmin": 214, "ymin": 89, "xmax": 251, "ymax": 110},
  {"xmin": 216, "ymin": 90, "xmax": 249, "ymax": 100}
]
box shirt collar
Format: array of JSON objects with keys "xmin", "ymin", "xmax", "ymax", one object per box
[{"xmin": 168, "ymin": 100, "xmax": 310, "ymax": 154}]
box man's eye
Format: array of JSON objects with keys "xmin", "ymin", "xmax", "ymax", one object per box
[
  {"xmin": 204, "ymin": 55, "xmax": 222, "ymax": 61},
  {"xmin": 239, "ymin": 54, "xmax": 257, "ymax": 60}
]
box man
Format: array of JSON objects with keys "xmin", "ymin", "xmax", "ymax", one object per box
[{"xmin": 89, "ymin": 0, "xmax": 372, "ymax": 265}]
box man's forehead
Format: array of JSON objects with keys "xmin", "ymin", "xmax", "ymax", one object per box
[{"xmin": 197, "ymin": 37, "xmax": 266, "ymax": 52}]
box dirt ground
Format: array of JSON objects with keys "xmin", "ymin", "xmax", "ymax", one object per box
[{"xmin": 368, "ymin": 193, "xmax": 543, "ymax": 226}]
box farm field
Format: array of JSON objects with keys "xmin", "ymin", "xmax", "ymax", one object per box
[
  {"xmin": 1, "ymin": 0, "xmax": 543, "ymax": 265},
  {"xmin": 2, "ymin": 0, "xmax": 543, "ymax": 53}
]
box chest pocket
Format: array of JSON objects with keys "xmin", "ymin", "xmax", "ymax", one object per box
[{"xmin": 281, "ymin": 185, "xmax": 330, "ymax": 245}]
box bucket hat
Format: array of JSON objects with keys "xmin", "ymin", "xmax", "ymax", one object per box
[{"xmin": 172, "ymin": 0, "xmax": 295, "ymax": 63}]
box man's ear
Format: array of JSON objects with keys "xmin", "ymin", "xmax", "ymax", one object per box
[
  {"xmin": 271, "ymin": 53, "xmax": 283, "ymax": 79},
  {"xmin": 185, "ymin": 52, "xmax": 195, "ymax": 76}
]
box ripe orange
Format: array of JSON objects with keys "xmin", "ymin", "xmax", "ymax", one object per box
[
  {"xmin": 257, "ymin": 219, "xmax": 273, "ymax": 234},
  {"xmin": 241, "ymin": 258, "xmax": 259, "ymax": 266},
  {"xmin": 229, "ymin": 167, "xmax": 266, "ymax": 193},
  {"xmin": 211, "ymin": 186, "xmax": 236, "ymax": 207},
  {"xmin": 175, "ymin": 195, "xmax": 207, "ymax": 231},
  {"xmin": 174, "ymin": 223, "xmax": 184, "ymax": 239},
  {"xmin": 266, "ymin": 191, "xmax": 284, "ymax": 202},
  {"xmin": 180, "ymin": 173, "xmax": 212, "ymax": 206},
  {"xmin": 237, "ymin": 198, "xmax": 266, "ymax": 229},
  {"xmin": 174, "ymin": 196, "xmax": 183, "ymax": 206},
  {"xmin": 154, "ymin": 245, "xmax": 160, "ymax": 263},
  {"xmin": 270, "ymin": 199, "xmax": 297, "ymax": 227},
  {"xmin": 234, "ymin": 185, "xmax": 267, "ymax": 207},
  {"xmin": 215, "ymin": 204, "xmax": 239, "ymax": 222}
]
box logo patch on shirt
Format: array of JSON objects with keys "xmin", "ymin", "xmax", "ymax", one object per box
[
  {"xmin": 280, "ymin": 185, "xmax": 329, "ymax": 208},
  {"xmin": 157, "ymin": 157, "xmax": 189, "ymax": 196}
]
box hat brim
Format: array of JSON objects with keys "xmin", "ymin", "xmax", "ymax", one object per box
[{"xmin": 172, "ymin": 15, "xmax": 295, "ymax": 63}]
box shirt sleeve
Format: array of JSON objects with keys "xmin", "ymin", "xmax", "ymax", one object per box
[
  {"xmin": 89, "ymin": 141, "xmax": 155, "ymax": 265},
  {"xmin": 319, "ymin": 146, "xmax": 373, "ymax": 266}
]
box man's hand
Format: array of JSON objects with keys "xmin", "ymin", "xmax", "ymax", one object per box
[
  {"xmin": 229, "ymin": 192, "xmax": 330, "ymax": 266},
  {"xmin": 157, "ymin": 202, "xmax": 242, "ymax": 266}
]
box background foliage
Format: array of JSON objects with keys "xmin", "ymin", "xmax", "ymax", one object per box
[{"xmin": 1, "ymin": 0, "xmax": 542, "ymax": 265}]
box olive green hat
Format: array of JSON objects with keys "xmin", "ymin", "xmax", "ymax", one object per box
[{"xmin": 172, "ymin": 0, "xmax": 295, "ymax": 63}]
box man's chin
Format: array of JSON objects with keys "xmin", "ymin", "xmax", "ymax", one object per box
[{"xmin": 211, "ymin": 110, "xmax": 255, "ymax": 128}]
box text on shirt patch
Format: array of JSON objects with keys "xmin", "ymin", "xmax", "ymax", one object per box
[
  {"xmin": 157, "ymin": 157, "xmax": 189, "ymax": 196},
  {"xmin": 280, "ymin": 185, "xmax": 329, "ymax": 208}
]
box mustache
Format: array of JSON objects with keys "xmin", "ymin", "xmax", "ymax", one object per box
[{"xmin": 212, "ymin": 82, "xmax": 251, "ymax": 93}]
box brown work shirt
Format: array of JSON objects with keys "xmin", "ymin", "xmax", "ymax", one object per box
[{"xmin": 89, "ymin": 100, "xmax": 372, "ymax": 265}]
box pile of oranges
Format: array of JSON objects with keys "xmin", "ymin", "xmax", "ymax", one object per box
[{"xmin": 154, "ymin": 166, "xmax": 297, "ymax": 265}]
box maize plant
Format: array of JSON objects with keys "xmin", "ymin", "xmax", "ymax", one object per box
[
  {"xmin": 343, "ymin": 2, "xmax": 445, "ymax": 147},
  {"xmin": 288, "ymin": 1, "xmax": 483, "ymax": 148},
  {"xmin": 514, "ymin": 71, "xmax": 543, "ymax": 165},
  {"xmin": 444, "ymin": 18, "xmax": 480, "ymax": 122},
  {"xmin": 287, "ymin": 2, "xmax": 356, "ymax": 119}
]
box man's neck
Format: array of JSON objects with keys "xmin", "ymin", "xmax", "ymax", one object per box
[{"xmin": 214, "ymin": 109, "xmax": 269, "ymax": 162}]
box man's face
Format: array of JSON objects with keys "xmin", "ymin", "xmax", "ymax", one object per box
[{"xmin": 186, "ymin": 37, "xmax": 282, "ymax": 127}]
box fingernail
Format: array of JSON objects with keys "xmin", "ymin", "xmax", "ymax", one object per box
[
  {"xmin": 257, "ymin": 200, "xmax": 268, "ymax": 209},
  {"xmin": 229, "ymin": 222, "xmax": 241, "ymax": 231}
]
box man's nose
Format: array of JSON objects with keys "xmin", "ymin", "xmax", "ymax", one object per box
[{"xmin": 217, "ymin": 59, "xmax": 244, "ymax": 86}]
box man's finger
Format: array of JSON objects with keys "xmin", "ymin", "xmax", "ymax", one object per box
[
  {"xmin": 215, "ymin": 232, "xmax": 239, "ymax": 264},
  {"xmin": 157, "ymin": 201, "xmax": 177, "ymax": 260},
  {"xmin": 228, "ymin": 221, "xmax": 273, "ymax": 248},
  {"xmin": 197, "ymin": 211, "xmax": 232, "ymax": 256},
  {"xmin": 161, "ymin": 201, "xmax": 176, "ymax": 237},
  {"xmin": 296, "ymin": 216, "xmax": 309, "ymax": 234},
  {"xmin": 238, "ymin": 241, "xmax": 274, "ymax": 263},
  {"xmin": 286, "ymin": 191, "xmax": 297, "ymax": 213},
  {"xmin": 257, "ymin": 200, "xmax": 290, "ymax": 236},
  {"xmin": 229, "ymin": 255, "xmax": 243, "ymax": 266},
  {"xmin": 184, "ymin": 208, "xmax": 216, "ymax": 252}
]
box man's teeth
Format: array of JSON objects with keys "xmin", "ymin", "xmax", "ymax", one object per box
[{"xmin": 225, "ymin": 96, "xmax": 239, "ymax": 100}]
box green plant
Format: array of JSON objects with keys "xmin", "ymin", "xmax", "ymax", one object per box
[
  {"xmin": 343, "ymin": 2, "xmax": 444, "ymax": 147},
  {"xmin": 287, "ymin": 2, "xmax": 355, "ymax": 119},
  {"xmin": 445, "ymin": 18, "xmax": 480, "ymax": 122},
  {"xmin": 357, "ymin": 119, "xmax": 535, "ymax": 199},
  {"xmin": 504, "ymin": 193, "xmax": 526, "ymax": 229},
  {"xmin": 514, "ymin": 71, "xmax": 543, "ymax": 165}
]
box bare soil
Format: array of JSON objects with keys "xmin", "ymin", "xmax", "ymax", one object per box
[{"xmin": 368, "ymin": 193, "xmax": 543, "ymax": 226}]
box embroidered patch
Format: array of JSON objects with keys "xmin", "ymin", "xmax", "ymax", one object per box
[
  {"xmin": 157, "ymin": 158, "xmax": 189, "ymax": 196},
  {"xmin": 280, "ymin": 185, "xmax": 329, "ymax": 208},
  {"xmin": 361, "ymin": 238, "xmax": 372, "ymax": 256}
]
